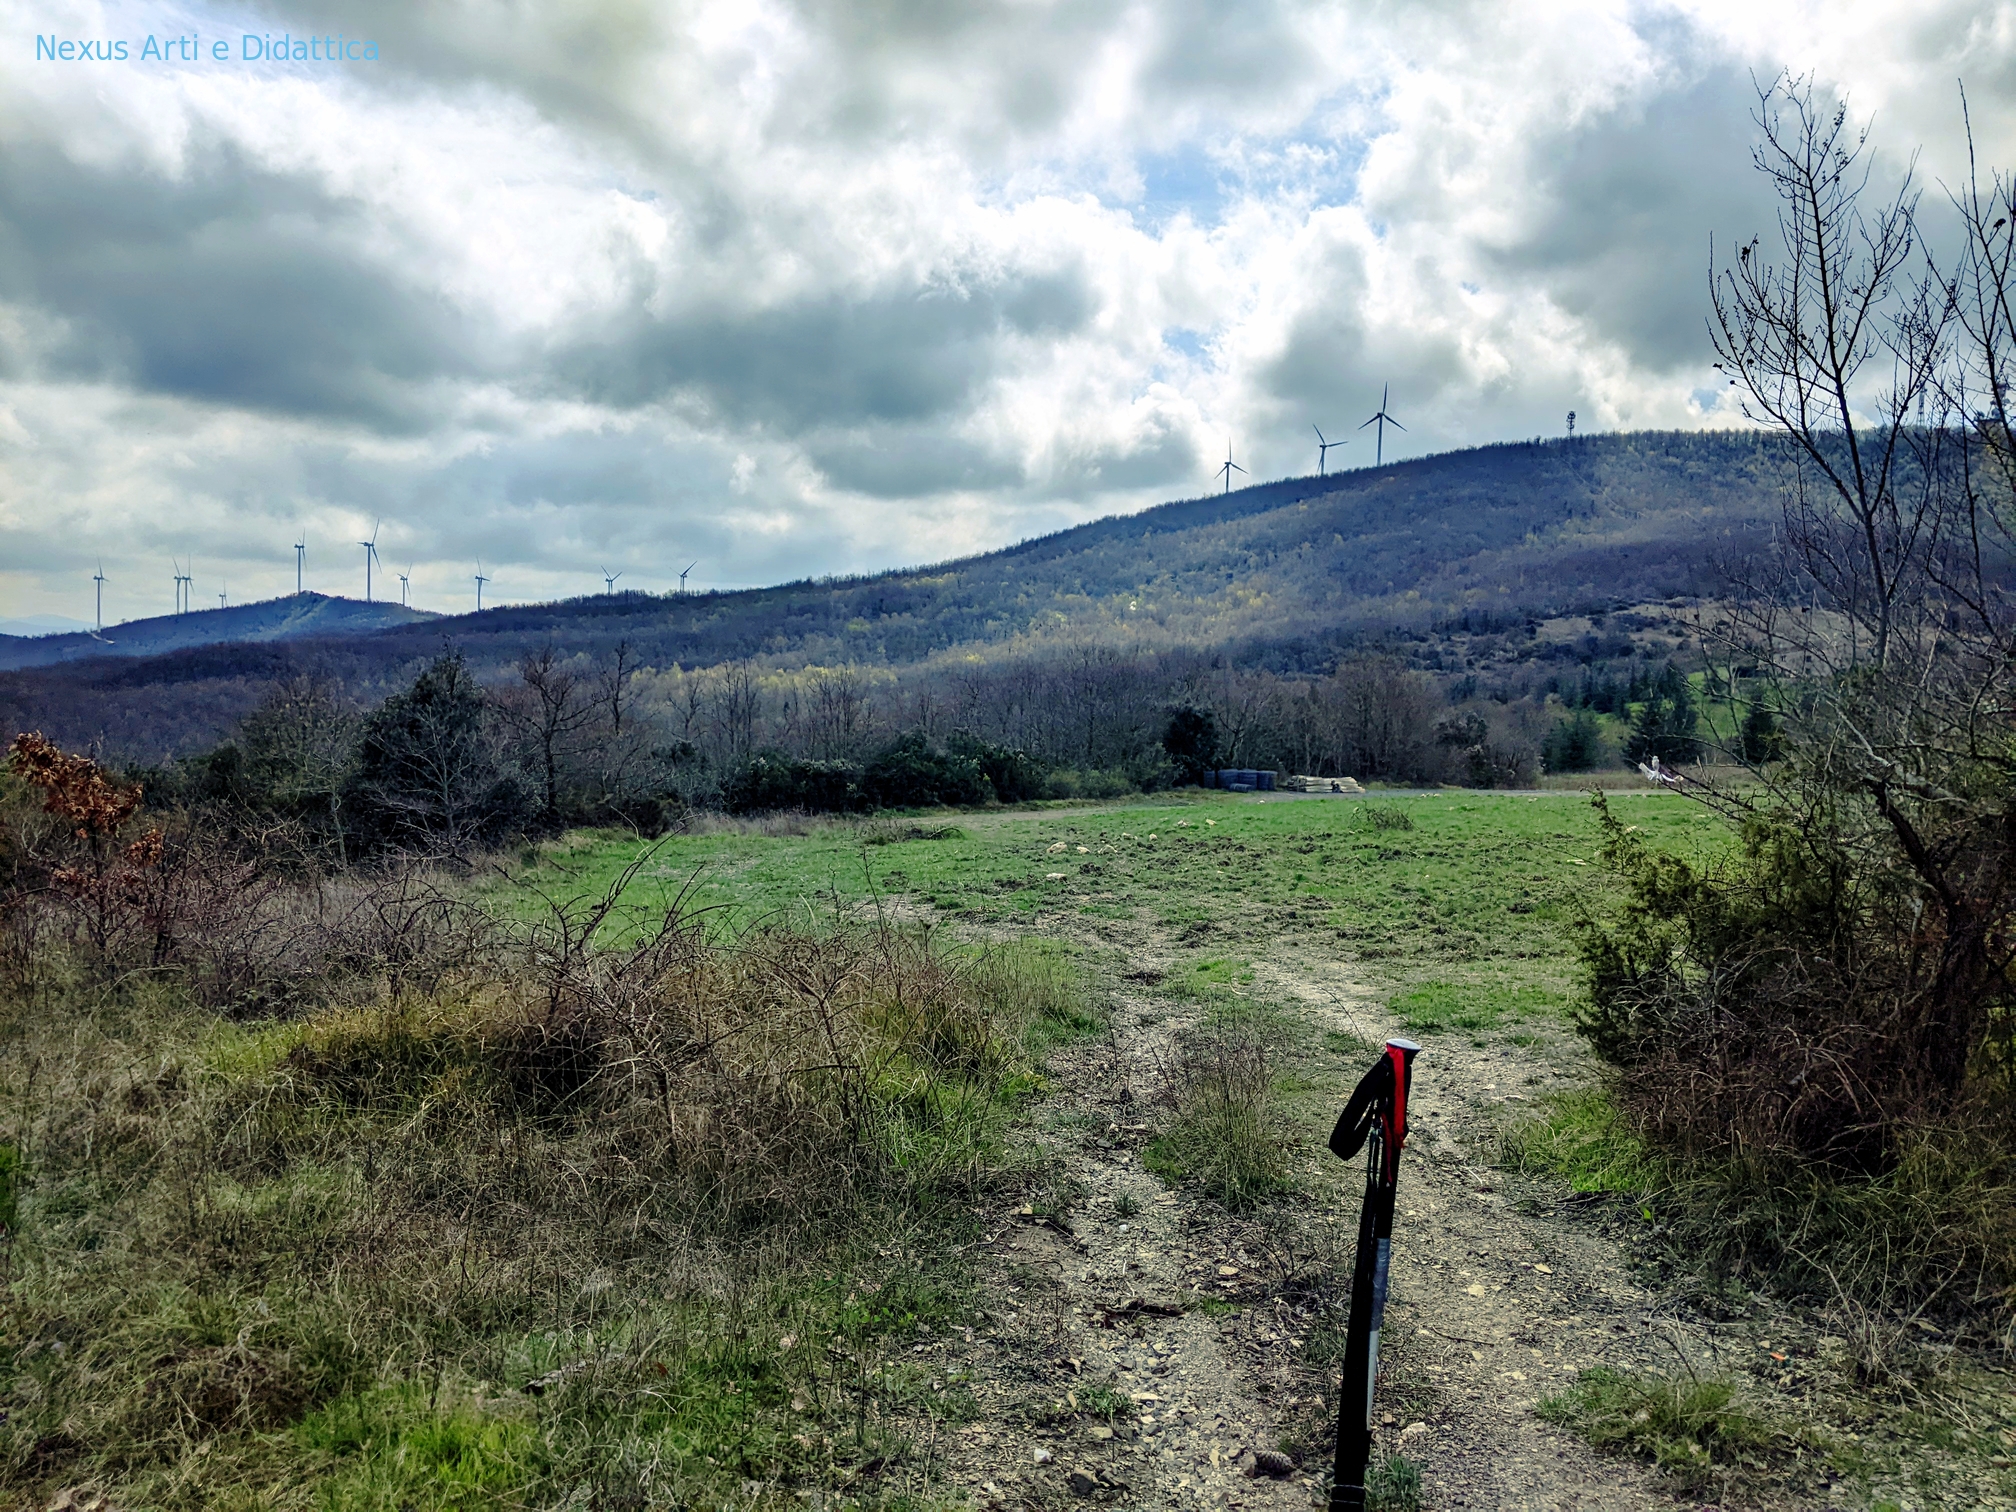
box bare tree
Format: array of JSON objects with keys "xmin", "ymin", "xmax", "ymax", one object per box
[
  {"xmin": 240, "ymin": 675, "xmax": 360, "ymax": 864},
  {"xmin": 805, "ymin": 667, "xmax": 871, "ymax": 759},
  {"xmin": 1688, "ymin": 76, "xmax": 2016, "ymax": 1123},
  {"xmin": 502, "ymin": 644, "xmax": 604, "ymax": 822},
  {"xmin": 1710, "ymin": 73, "xmax": 1952, "ymax": 671},
  {"xmin": 704, "ymin": 662, "xmax": 762, "ymax": 769}
]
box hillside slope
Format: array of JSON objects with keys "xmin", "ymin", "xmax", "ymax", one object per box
[
  {"xmin": 0, "ymin": 593, "xmax": 438, "ymax": 673},
  {"xmin": 2, "ymin": 431, "xmax": 1789, "ymax": 757}
]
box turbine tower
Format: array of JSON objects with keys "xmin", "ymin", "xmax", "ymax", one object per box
[
  {"xmin": 473, "ymin": 564, "xmax": 489, "ymax": 612},
  {"xmin": 359, "ymin": 520, "xmax": 381, "ymax": 603},
  {"xmin": 602, "ymin": 566, "xmax": 623, "ymax": 595},
  {"xmin": 1314, "ymin": 425, "xmax": 1345, "ymax": 476},
  {"xmin": 679, "ymin": 562, "xmax": 697, "ymax": 595},
  {"xmin": 1359, "ymin": 384, "xmax": 1406, "ymax": 467},
  {"xmin": 398, "ymin": 566, "xmax": 411, "ymax": 607},
  {"xmin": 218, "ymin": 585, "xmax": 228, "ymax": 610},
  {"xmin": 92, "ymin": 561, "xmax": 106, "ymax": 632},
  {"xmin": 294, "ymin": 536, "xmax": 307, "ymax": 595},
  {"xmin": 1215, "ymin": 439, "xmax": 1246, "ymax": 495}
]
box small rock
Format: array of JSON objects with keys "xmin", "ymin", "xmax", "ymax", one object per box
[
  {"xmin": 1089, "ymin": 1426, "xmax": 1115, "ymax": 1441},
  {"xmin": 1033, "ymin": 1447, "xmax": 1055, "ymax": 1465},
  {"xmin": 1068, "ymin": 1469, "xmax": 1099, "ymax": 1496},
  {"xmin": 1400, "ymin": 1421, "xmax": 1429, "ymax": 1437},
  {"xmin": 1218, "ymin": 1265, "xmax": 1240, "ymax": 1279}
]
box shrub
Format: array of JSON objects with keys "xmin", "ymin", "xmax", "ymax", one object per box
[
  {"xmin": 860, "ymin": 731, "xmax": 991, "ymax": 809},
  {"xmin": 1162, "ymin": 706, "xmax": 1221, "ymax": 785},
  {"xmin": 1146, "ymin": 1029, "xmax": 1287, "ymax": 1207},
  {"xmin": 0, "ymin": 869, "xmax": 1064, "ymax": 1504},
  {"xmin": 1576, "ymin": 792, "xmax": 2016, "ymax": 1308},
  {"xmin": 1538, "ymin": 1366, "xmax": 1793, "ymax": 1494},
  {"xmin": 950, "ymin": 731, "xmax": 1047, "ymax": 803},
  {"xmin": 345, "ymin": 653, "xmax": 529, "ymax": 855},
  {"xmin": 723, "ymin": 750, "xmax": 864, "ymax": 814},
  {"xmin": 723, "ymin": 730, "xmax": 1047, "ymax": 813},
  {"xmin": 1360, "ymin": 804, "xmax": 1413, "ymax": 832},
  {"xmin": 1577, "ymin": 794, "xmax": 2012, "ymax": 1170}
]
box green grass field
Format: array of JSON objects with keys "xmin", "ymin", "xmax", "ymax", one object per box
[{"xmin": 500, "ymin": 789, "xmax": 1722, "ymax": 1023}]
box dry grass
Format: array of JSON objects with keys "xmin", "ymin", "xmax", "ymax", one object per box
[
  {"xmin": 0, "ymin": 860, "xmax": 1083, "ymax": 1509},
  {"xmin": 1146, "ymin": 1029, "xmax": 1289, "ymax": 1208}
]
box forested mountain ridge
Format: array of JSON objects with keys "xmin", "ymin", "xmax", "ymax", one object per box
[
  {"xmin": 2, "ymin": 430, "xmax": 1788, "ymax": 758},
  {"xmin": 0, "ymin": 592, "xmax": 437, "ymax": 672}
]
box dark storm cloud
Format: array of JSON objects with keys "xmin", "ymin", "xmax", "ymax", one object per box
[
  {"xmin": 806, "ymin": 429, "xmax": 1024, "ymax": 498},
  {"xmin": 552, "ymin": 268, "xmax": 1093, "ymax": 430},
  {"xmin": 0, "ymin": 137, "xmax": 482, "ymax": 428},
  {"xmin": 1495, "ymin": 70, "xmax": 1821, "ymax": 372}
]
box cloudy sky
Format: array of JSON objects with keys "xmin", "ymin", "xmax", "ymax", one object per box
[{"xmin": 2, "ymin": 0, "xmax": 2011, "ymax": 622}]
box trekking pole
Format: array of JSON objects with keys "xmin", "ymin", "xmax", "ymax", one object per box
[{"xmin": 1327, "ymin": 1037, "xmax": 1420, "ymax": 1512}]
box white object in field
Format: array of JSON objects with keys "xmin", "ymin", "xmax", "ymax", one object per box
[
  {"xmin": 1638, "ymin": 760, "xmax": 1681, "ymax": 787},
  {"xmin": 1286, "ymin": 774, "xmax": 1366, "ymax": 794}
]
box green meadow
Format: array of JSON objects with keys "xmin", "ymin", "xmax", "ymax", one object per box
[{"xmin": 502, "ymin": 788, "xmax": 1721, "ymax": 1014}]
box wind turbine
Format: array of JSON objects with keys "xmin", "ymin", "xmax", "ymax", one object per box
[
  {"xmin": 218, "ymin": 585, "xmax": 228, "ymax": 610},
  {"xmin": 1314, "ymin": 425, "xmax": 1346, "ymax": 476},
  {"xmin": 473, "ymin": 563, "xmax": 489, "ymax": 612},
  {"xmin": 1359, "ymin": 384, "xmax": 1406, "ymax": 467},
  {"xmin": 679, "ymin": 562, "xmax": 697, "ymax": 595},
  {"xmin": 359, "ymin": 520, "xmax": 381, "ymax": 603},
  {"xmin": 398, "ymin": 566, "xmax": 411, "ymax": 607},
  {"xmin": 92, "ymin": 561, "xmax": 106, "ymax": 632},
  {"xmin": 601, "ymin": 566, "xmax": 623, "ymax": 595},
  {"xmin": 1215, "ymin": 439, "xmax": 1246, "ymax": 495},
  {"xmin": 294, "ymin": 536, "xmax": 307, "ymax": 595}
]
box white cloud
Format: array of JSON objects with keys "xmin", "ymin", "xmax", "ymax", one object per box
[{"xmin": 1, "ymin": 0, "xmax": 2011, "ymax": 620}]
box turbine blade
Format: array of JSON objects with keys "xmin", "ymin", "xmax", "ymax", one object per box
[{"xmin": 1389, "ymin": 417, "xmax": 1407, "ymax": 431}]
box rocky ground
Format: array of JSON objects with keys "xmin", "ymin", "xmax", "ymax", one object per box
[{"xmin": 929, "ymin": 926, "xmax": 1709, "ymax": 1512}]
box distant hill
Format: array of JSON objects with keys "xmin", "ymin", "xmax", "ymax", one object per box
[
  {"xmin": 0, "ymin": 593, "xmax": 438, "ymax": 673},
  {"xmin": 1, "ymin": 431, "xmax": 1792, "ymax": 759},
  {"xmin": 0, "ymin": 614, "xmax": 93, "ymax": 638}
]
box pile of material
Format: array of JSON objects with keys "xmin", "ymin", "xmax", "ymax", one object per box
[{"xmin": 1281, "ymin": 774, "xmax": 1365, "ymax": 794}]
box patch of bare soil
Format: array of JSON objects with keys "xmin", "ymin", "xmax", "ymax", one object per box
[{"xmin": 933, "ymin": 924, "xmax": 1712, "ymax": 1512}]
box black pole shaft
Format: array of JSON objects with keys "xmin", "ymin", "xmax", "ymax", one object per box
[
  {"xmin": 1327, "ymin": 1038, "xmax": 1417, "ymax": 1512},
  {"xmin": 1331, "ymin": 1130, "xmax": 1402, "ymax": 1510}
]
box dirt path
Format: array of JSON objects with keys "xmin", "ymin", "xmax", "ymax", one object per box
[{"xmin": 937, "ymin": 927, "xmax": 1693, "ymax": 1512}]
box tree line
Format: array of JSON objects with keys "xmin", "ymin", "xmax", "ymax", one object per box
[{"xmin": 88, "ymin": 625, "xmax": 1754, "ymax": 870}]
